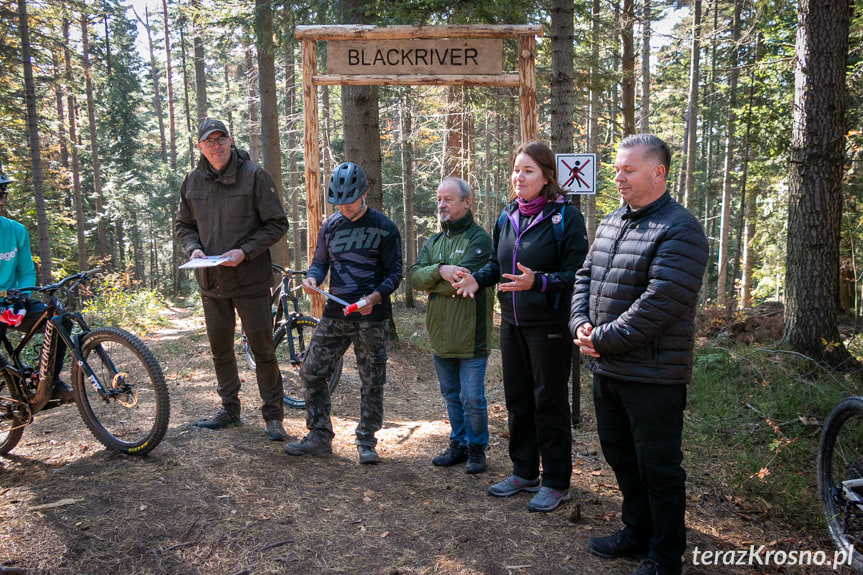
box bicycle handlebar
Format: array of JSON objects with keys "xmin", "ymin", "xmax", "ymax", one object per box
[
  {"xmin": 0, "ymin": 267, "xmax": 101, "ymax": 299},
  {"xmin": 272, "ymin": 264, "xmax": 307, "ymax": 277}
]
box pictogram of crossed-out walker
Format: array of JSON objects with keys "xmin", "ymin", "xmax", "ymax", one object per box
[{"xmin": 561, "ymin": 157, "xmax": 591, "ymax": 189}]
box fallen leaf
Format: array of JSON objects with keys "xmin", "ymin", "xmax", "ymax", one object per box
[{"xmin": 380, "ymin": 531, "xmax": 389, "ymax": 538}]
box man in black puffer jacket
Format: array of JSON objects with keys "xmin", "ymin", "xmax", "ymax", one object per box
[{"xmin": 570, "ymin": 134, "xmax": 708, "ymax": 575}]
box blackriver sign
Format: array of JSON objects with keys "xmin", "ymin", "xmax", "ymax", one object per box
[{"xmin": 327, "ymin": 39, "xmax": 503, "ymax": 75}]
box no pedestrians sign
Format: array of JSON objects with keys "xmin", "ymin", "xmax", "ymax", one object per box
[{"xmin": 556, "ymin": 153, "xmax": 596, "ymax": 195}]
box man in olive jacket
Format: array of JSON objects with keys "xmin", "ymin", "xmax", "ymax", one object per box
[
  {"xmin": 409, "ymin": 177, "xmax": 494, "ymax": 474},
  {"xmin": 571, "ymin": 134, "xmax": 708, "ymax": 575},
  {"xmin": 175, "ymin": 119, "xmax": 289, "ymax": 442}
]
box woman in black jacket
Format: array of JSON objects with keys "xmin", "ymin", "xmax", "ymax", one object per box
[{"xmin": 453, "ymin": 141, "xmax": 588, "ymax": 512}]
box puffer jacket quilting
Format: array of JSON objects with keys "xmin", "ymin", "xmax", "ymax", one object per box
[{"xmin": 569, "ymin": 192, "xmax": 708, "ymax": 385}]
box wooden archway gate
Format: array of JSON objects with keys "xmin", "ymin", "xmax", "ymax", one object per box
[{"xmin": 294, "ymin": 24, "xmax": 543, "ymax": 315}]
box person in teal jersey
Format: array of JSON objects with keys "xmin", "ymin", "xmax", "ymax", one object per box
[{"xmin": 0, "ymin": 167, "xmax": 73, "ymax": 404}]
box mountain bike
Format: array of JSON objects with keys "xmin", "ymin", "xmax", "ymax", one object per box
[
  {"xmin": 817, "ymin": 396, "xmax": 863, "ymax": 572},
  {"xmin": 241, "ymin": 265, "xmax": 342, "ymax": 409},
  {"xmin": 0, "ymin": 269, "xmax": 170, "ymax": 456}
]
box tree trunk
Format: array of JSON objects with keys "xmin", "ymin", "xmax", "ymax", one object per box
[
  {"xmin": 620, "ymin": 0, "xmax": 635, "ymax": 137},
  {"xmin": 192, "ymin": 0, "xmax": 207, "ymax": 124},
  {"xmin": 51, "ymin": 48, "xmax": 69, "ymax": 205},
  {"xmin": 63, "ymin": 18, "xmax": 87, "ymax": 272},
  {"xmin": 162, "ymin": 0, "xmax": 177, "ymax": 171},
  {"xmin": 550, "ymin": 0, "xmax": 574, "ymax": 157},
  {"xmin": 639, "ymin": 0, "xmax": 651, "ymax": 133},
  {"xmin": 400, "ymin": 91, "xmax": 416, "ymax": 309},
  {"xmin": 142, "ymin": 7, "xmax": 167, "ymax": 163},
  {"xmin": 82, "ymin": 11, "xmax": 108, "ymax": 265},
  {"xmin": 735, "ymin": 32, "xmax": 760, "ymax": 310},
  {"xmin": 785, "ymin": 0, "xmax": 852, "ymax": 365},
  {"xmin": 284, "ymin": 41, "xmax": 302, "ymax": 270},
  {"xmin": 321, "ymin": 85, "xmax": 334, "ymax": 218},
  {"xmin": 19, "ymin": 0, "xmax": 51, "ymax": 282},
  {"xmin": 443, "ymin": 86, "xmax": 465, "ymax": 179},
  {"xmin": 681, "ymin": 0, "xmax": 701, "ymax": 209},
  {"xmin": 255, "ymin": 0, "xmax": 289, "ymax": 268},
  {"xmin": 716, "ymin": 0, "xmax": 741, "ymax": 310},
  {"xmin": 586, "ymin": 0, "xmax": 601, "ymax": 243},
  {"xmin": 180, "ymin": 25, "xmax": 195, "ymax": 169},
  {"xmin": 550, "ymin": 0, "xmax": 581, "ymax": 427},
  {"xmin": 244, "ymin": 48, "xmax": 260, "ymax": 164}
]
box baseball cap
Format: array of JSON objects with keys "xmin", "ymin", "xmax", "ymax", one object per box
[{"xmin": 197, "ymin": 119, "xmax": 230, "ymax": 141}]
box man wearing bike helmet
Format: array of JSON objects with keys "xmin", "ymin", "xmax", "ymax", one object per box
[
  {"xmin": 0, "ymin": 166, "xmax": 73, "ymax": 405},
  {"xmin": 284, "ymin": 161, "xmax": 402, "ymax": 464},
  {"xmin": 175, "ymin": 119, "xmax": 289, "ymax": 442}
]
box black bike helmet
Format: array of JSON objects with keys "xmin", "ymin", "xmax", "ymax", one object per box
[{"xmin": 327, "ymin": 162, "xmax": 367, "ymax": 205}]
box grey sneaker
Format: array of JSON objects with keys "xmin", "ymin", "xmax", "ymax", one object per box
[
  {"xmin": 527, "ymin": 486, "xmax": 571, "ymax": 512},
  {"xmin": 487, "ymin": 474, "xmax": 540, "ymax": 497},
  {"xmin": 358, "ymin": 445, "xmax": 381, "ymax": 464},
  {"xmin": 194, "ymin": 408, "xmax": 241, "ymax": 430},
  {"xmin": 284, "ymin": 433, "xmax": 332, "ymax": 456},
  {"xmin": 265, "ymin": 420, "xmax": 287, "ymax": 441}
]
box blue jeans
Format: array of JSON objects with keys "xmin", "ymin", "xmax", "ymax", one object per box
[{"xmin": 432, "ymin": 355, "xmax": 489, "ymax": 447}]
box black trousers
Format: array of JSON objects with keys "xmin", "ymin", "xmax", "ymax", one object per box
[
  {"xmin": 201, "ymin": 292, "xmax": 284, "ymax": 422},
  {"xmin": 500, "ymin": 321, "xmax": 572, "ymax": 490},
  {"xmin": 593, "ymin": 373, "xmax": 687, "ymax": 570}
]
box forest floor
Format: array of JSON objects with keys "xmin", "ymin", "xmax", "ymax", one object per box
[{"xmin": 0, "ymin": 303, "xmax": 848, "ymax": 575}]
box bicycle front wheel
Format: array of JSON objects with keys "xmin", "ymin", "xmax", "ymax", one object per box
[
  {"xmin": 0, "ymin": 374, "xmax": 24, "ymax": 455},
  {"xmin": 818, "ymin": 396, "xmax": 863, "ymax": 573},
  {"xmin": 73, "ymin": 327, "xmax": 170, "ymax": 456},
  {"xmin": 275, "ymin": 317, "xmax": 342, "ymax": 409}
]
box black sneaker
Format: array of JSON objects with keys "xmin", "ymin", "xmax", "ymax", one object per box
[
  {"xmin": 50, "ymin": 380, "xmax": 76, "ymax": 404},
  {"xmin": 432, "ymin": 440, "xmax": 467, "ymax": 467},
  {"xmin": 632, "ymin": 559, "xmax": 683, "ymax": 575},
  {"xmin": 193, "ymin": 408, "xmax": 241, "ymax": 430},
  {"xmin": 358, "ymin": 445, "xmax": 381, "ymax": 465},
  {"xmin": 284, "ymin": 433, "xmax": 332, "ymax": 456},
  {"xmin": 465, "ymin": 443, "xmax": 486, "ymax": 474},
  {"xmin": 588, "ymin": 529, "xmax": 649, "ymax": 560},
  {"xmin": 265, "ymin": 420, "xmax": 287, "ymax": 441}
]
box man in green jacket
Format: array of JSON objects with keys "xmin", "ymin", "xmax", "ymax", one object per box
[{"xmin": 409, "ymin": 177, "xmax": 494, "ymax": 474}]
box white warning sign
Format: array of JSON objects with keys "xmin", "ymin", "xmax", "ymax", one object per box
[{"xmin": 556, "ymin": 153, "xmax": 596, "ymax": 195}]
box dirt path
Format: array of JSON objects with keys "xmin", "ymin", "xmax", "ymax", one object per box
[{"xmin": 0, "ymin": 308, "xmax": 842, "ymax": 574}]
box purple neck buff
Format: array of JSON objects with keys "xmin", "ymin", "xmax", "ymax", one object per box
[{"xmin": 517, "ymin": 194, "xmax": 548, "ymax": 217}]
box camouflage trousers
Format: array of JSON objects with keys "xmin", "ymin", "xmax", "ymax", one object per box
[{"xmin": 300, "ymin": 317, "xmax": 389, "ymax": 447}]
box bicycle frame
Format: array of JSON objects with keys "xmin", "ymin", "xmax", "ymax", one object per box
[
  {"xmin": 0, "ymin": 280, "xmax": 125, "ymax": 416},
  {"xmin": 272, "ymin": 267, "xmax": 307, "ymax": 365}
]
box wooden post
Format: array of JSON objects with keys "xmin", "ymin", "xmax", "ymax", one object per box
[
  {"xmin": 301, "ymin": 38, "xmax": 324, "ymax": 318},
  {"xmin": 518, "ymin": 33, "xmax": 537, "ymax": 142}
]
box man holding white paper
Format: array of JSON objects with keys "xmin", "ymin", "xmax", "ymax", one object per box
[
  {"xmin": 175, "ymin": 119, "xmax": 289, "ymax": 442},
  {"xmin": 284, "ymin": 162, "xmax": 402, "ymax": 464}
]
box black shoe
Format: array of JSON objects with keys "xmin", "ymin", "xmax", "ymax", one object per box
[
  {"xmin": 358, "ymin": 444, "xmax": 381, "ymax": 464},
  {"xmin": 194, "ymin": 408, "xmax": 241, "ymax": 430},
  {"xmin": 588, "ymin": 529, "xmax": 649, "ymax": 560},
  {"xmin": 465, "ymin": 443, "xmax": 487, "ymax": 474},
  {"xmin": 284, "ymin": 433, "xmax": 332, "ymax": 456},
  {"xmin": 265, "ymin": 420, "xmax": 287, "ymax": 441},
  {"xmin": 632, "ymin": 559, "xmax": 683, "ymax": 575},
  {"xmin": 432, "ymin": 440, "xmax": 467, "ymax": 467},
  {"xmin": 50, "ymin": 380, "xmax": 75, "ymax": 404}
]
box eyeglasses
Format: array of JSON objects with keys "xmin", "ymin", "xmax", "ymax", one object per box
[{"xmin": 200, "ymin": 136, "xmax": 229, "ymax": 148}]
